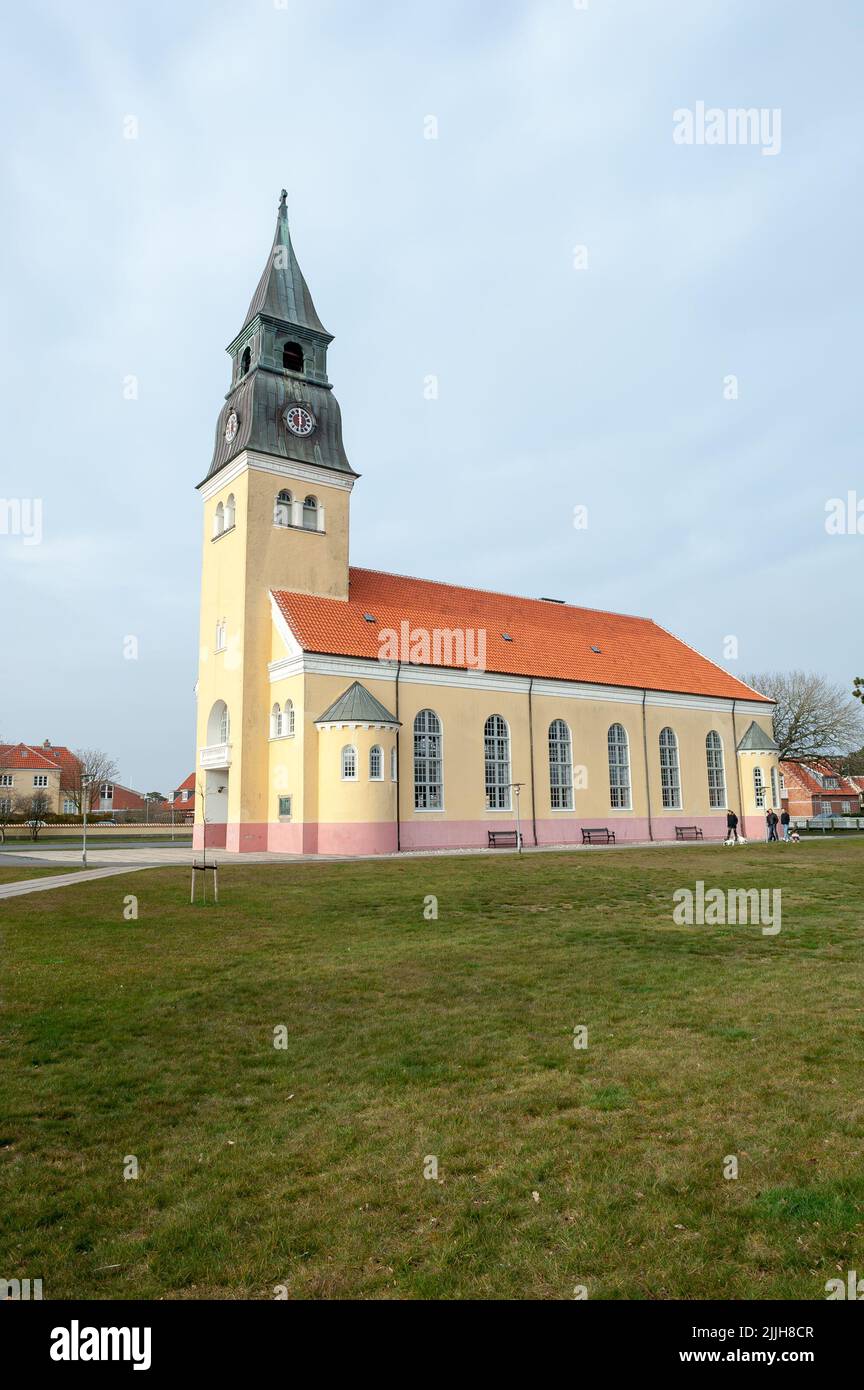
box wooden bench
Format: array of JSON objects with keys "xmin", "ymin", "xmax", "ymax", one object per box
[
  {"xmin": 675, "ymin": 825, "xmax": 704, "ymax": 841},
  {"xmin": 488, "ymin": 830, "xmax": 521, "ymax": 848},
  {"xmin": 581, "ymin": 827, "xmax": 616, "ymax": 845}
]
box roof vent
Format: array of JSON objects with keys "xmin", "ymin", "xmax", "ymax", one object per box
[
  {"xmin": 502, "ymin": 633, "xmax": 513, "ymax": 642},
  {"xmin": 590, "ymin": 645, "xmax": 602, "ymax": 654},
  {"xmin": 362, "ymin": 613, "xmax": 376, "ymax": 623}
]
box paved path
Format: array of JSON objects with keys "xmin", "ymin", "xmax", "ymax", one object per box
[{"xmin": 0, "ymin": 862, "xmax": 161, "ymax": 901}]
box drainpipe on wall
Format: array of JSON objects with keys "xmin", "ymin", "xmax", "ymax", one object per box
[
  {"xmin": 395, "ymin": 660, "xmax": 402, "ymax": 852},
  {"xmin": 641, "ymin": 689, "xmax": 654, "ymax": 841},
  {"xmin": 528, "ymin": 677, "xmax": 538, "ymax": 846},
  {"xmin": 732, "ymin": 698, "xmax": 744, "ymax": 825}
]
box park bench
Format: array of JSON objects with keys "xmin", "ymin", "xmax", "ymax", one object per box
[
  {"xmin": 581, "ymin": 827, "xmax": 616, "ymax": 845},
  {"xmin": 488, "ymin": 829, "xmax": 521, "ymax": 848},
  {"xmin": 675, "ymin": 825, "xmax": 704, "ymax": 841}
]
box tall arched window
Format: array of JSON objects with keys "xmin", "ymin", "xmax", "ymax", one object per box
[
  {"xmin": 484, "ymin": 714, "xmax": 511, "ymax": 810},
  {"xmin": 608, "ymin": 724, "xmax": 631, "ymax": 809},
  {"xmin": 213, "ymin": 501, "xmax": 224, "ymax": 537},
  {"xmin": 659, "ymin": 727, "xmax": 681, "ymax": 809},
  {"xmin": 208, "ymin": 701, "xmax": 230, "ymax": 746},
  {"xmin": 548, "ymin": 719, "xmax": 573, "ymax": 810},
  {"xmin": 341, "ymin": 745, "xmax": 357, "ymax": 780},
  {"xmin": 270, "ymin": 703, "xmax": 283, "ymax": 738},
  {"xmin": 240, "ymin": 345, "xmax": 251, "ymax": 376},
  {"xmin": 706, "ymin": 731, "xmax": 726, "ymax": 809},
  {"xmin": 369, "ymin": 745, "xmax": 383, "ymax": 780},
  {"xmin": 754, "ymin": 766, "xmax": 765, "ymax": 808},
  {"xmin": 283, "ymin": 341, "xmax": 304, "ymax": 371},
  {"xmin": 391, "ymin": 747, "xmax": 397, "ymax": 781},
  {"xmin": 414, "ymin": 709, "xmax": 442, "ymax": 809},
  {"xmin": 284, "ymin": 699, "xmax": 295, "ymax": 736},
  {"xmin": 770, "ymin": 766, "xmax": 779, "ymax": 807},
  {"xmin": 302, "ymin": 495, "xmax": 318, "ymax": 530},
  {"xmin": 274, "ymin": 490, "xmax": 292, "ymax": 526},
  {"xmin": 225, "ymin": 494, "xmax": 235, "ymax": 529}
]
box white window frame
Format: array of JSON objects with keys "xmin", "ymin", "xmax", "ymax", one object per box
[
  {"xmin": 274, "ymin": 490, "xmax": 292, "ymax": 527},
  {"xmin": 284, "ymin": 699, "xmax": 295, "ymax": 736},
  {"xmin": 659, "ymin": 727, "xmax": 682, "ymax": 810},
  {"xmin": 215, "ymin": 619, "xmax": 226, "ymax": 652},
  {"xmin": 608, "ymin": 723, "xmax": 631, "ymax": 810},
  {"xmin": 391, "ymin": 746, "xmax": 397, "ymax": 782},
  {"xmin": 369, "ymin": 745, "xmax": 383, "ymax": 780},
  {"xmin": 753, "ymin": 766, "xmax": 765, "ymax": 808},
  {"xmin": 270, "ymin": 703, "xmax": 283, "ymax": 739},
  {"xmin": 341, "ymin": 745, "xmax": 357, "ymax": 781},
  {"xmin": 277, "ymin": 795, "xmax": 293, "ymax": 820},
  {"xmin": 302, "ymin": 495, "xmax": 318, "ymax": 530},
  {"xmin": 706, "ymin": 731, "xmax": 726, "ymax": 810},
  {"xmin": 414, "ymin": 709, "xmax": 443, "ymax": 810},
  {"xmin": 0, "ymin": 774, "xmax": 13, "ymax": 787},
  {"xmin": 484, "ymin": 714, "xmax": 511, "ymax": 811},
  {"xmin": 548, "ymin": 719, "xmax": 573, "ymax": 810},
  {"xmin": 33, "ymin": 774, "xmax": 49, "ymax": 788},
  {"xmin": 213, "ymin": 501, "xmax": 224, "ymax": 537},
  {"xmin": 770, "ymin": 766, "xmax": 779, "ymax": 807},
  {"xmin": 0, "ymin": 796, "xmax": 12, "ymax": 814},
  {"xmin": 63, "ymin": 798, "xmax": 76, "ymax": 814},
  {"xmin": 219, "ymin": 706, "xmax": 230, "ymax": 744}
]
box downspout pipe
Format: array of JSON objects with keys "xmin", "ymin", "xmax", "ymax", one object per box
[
  {"xmin": 395, "ymin": 661, "xmax": 402, "ymax": 852},
  {"xmin": 732, "ymin": 698, "xmax": 744, "ymax": 828},
  {"xmin": 528, "ymin": 677, "xmax": 538, "ymax": 846},
  {"xmin": 641, "ymin": 689, "xmax": 654, "ymax": 841}
]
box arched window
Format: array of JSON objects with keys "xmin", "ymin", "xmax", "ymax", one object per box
[
  {"xmin": 225, "ymin": 494, "xmax": 235, "ymax": 530},
  {"xmin": 341, "ymin": 745, "xmax": 357, "ymax": 780},
  {"xmin": 207, "ymin": 700, "xmax": 230, "ymax": 746},
  {"xmin": 213, "ymin": 501, "xmax": 224, "ymax": 537},
  {"xmin": 770, "ymin": 766, "xmax": 779, "ymax": 807},
  {"xmin": 284, "ymin": 699, "xmax": 295, "ymax": 736},
  {"xmin": 270, "ymin": 703, "xmax": 283, "ymax": 738},
  {"xmin": 391, "ymin": 746, "xmax": 398, "ymax": 781},
  {"xmin": 302, "ymin": 495, "xmax": 318, "ymax": 530},
  {"xmin": 484, "ymin": 714, "xmax": 511, "ymax": 810},
  {"xmin": 414, "ymin": 709, "xmax": 442, "ymax": 809},
  {"xmin": 274, "ymin": 490, "xmax": 292, "ymax": 527},
  {"xmin": 659, "ymin": 727, "xmax": 681, "ymax": 809},
  {"xmin": 240, "ymin": 346, "xmax": 251, "ymax": 376},
  {"xmin": 608, "ymin": 724, "xmax": 631, "ymax": 809},
  {"xmin": 548, "ymin": 719, "xmax": 573, "ymax": 810},
  {"xmin": 283, "ymin": 341, "xmax": 304, "ymax": 372},
  {"xmin": 706, "ymin": 731, "xmax": 726, "ymax": 809},
  {"xmin": 369, "ymin": 745, "xmax": 383, "ymax": 780},
  {"xmin": 754, "ymin": 766, "xmax": 765, "ymax": 808}
]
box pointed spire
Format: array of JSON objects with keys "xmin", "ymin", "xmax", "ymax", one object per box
[{"xmin": 241, "ymin": 190, "xmax": 329, "ymax": 336}]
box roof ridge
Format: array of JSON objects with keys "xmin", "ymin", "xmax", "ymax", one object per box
[
  {"xmin": 348, "ymin": 567, "xmax": 653, "ymax": 625},
  {"xmin": 648, "ymin": 619, "xmax": 774, "ymax": 705}
]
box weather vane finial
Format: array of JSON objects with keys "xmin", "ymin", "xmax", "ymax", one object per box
[{"xmin": 279, "ymin": 188, "xmax": 287, "ymax": 209}]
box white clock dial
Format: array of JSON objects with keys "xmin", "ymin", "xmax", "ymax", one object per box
[
  {"xmin": 224, "ymin": 410, "xmax": 239, "ymax": 444},
  {"xmin": 284, "ymin": 405, "xmax": 315, "ymax": 437}
]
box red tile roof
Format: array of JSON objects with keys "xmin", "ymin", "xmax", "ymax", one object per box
[
  {"xmin": 0, "ymin": 742, "xmax": 63, "ymax": 770},
  {"xmin": 272, "ymin": 568, "xmax": 771, "ymax": 703},
  {"xmin": 781, "ymin": 759, "xmax": 860, "ymax": 798}
]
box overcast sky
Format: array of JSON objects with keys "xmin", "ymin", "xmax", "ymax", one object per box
[{"xmin": 1, "ymin": 0, "xmax": 861, "ymax": 793}]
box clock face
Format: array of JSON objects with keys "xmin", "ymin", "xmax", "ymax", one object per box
[
  {"xmin": 224, "ymin": 410, "xmax": 239, "ymax": 444},
  {"xmin": 284, "ymin": 404, "xmax": 315, "ymax": 437}
]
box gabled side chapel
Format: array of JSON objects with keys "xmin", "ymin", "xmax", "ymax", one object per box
[{"xmin": 195, "ymin": 192, "xmax": 779, "ymax": 854}]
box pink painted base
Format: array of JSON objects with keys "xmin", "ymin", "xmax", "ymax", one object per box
[{"xmin": 194, "ymin": 815, "xmax": 729, "ymax": 856}]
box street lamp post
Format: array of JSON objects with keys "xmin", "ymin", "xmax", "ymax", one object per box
[
  {"xmin": 81, "ymin": 772, "xmax": 94, "ymax": 867},
  {"xmin": 508, "ymin": 782, "xmax": 525, "ymax": 853}
]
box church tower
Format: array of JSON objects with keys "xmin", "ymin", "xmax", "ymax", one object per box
[{"xmin": 194, "ymin": 192, "xmax": 358, "ymax": 850}]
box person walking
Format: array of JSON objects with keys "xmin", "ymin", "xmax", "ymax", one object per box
[
  {"xmin": 726, "ymin": 809, "xmax": 740, "ymax": 844},
  {"xmin": 780, "ymin": 808, "xmax": 791, "ymax": 842},
  {"xmin": 766, "ymin": 807, "xmax": 779, "ymax": 842}
]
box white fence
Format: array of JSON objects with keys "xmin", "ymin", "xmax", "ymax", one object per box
[{"xmin": 792, "ymin": 816, "xmax": 864, "ymax": 832}]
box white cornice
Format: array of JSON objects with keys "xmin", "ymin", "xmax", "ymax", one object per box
[
  {"xmin": 199, "ymin": 451, "xmax": 356, "ymax": 501},
  {"xmin": 266, "ymin": 646, "xmax": 773, "ymax": 714}
]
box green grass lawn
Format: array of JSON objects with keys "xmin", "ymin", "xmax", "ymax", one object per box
[
  {"xmin": 0, "ymin": 866, "xmax": 81, "ymax": 884},
  {"xmin": 1, "ymin": 840, "xmax": 863, "ymax": 1301}
]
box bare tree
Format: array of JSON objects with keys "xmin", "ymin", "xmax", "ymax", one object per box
[
  {"xmin": 60, "ymin": 749, "xmax": 119, "ymax": 813},
  {"xmin": 742, "ymin": 670, "xmax": 864, "ymax": 761},
  {"xmin": 15, "ymin": 790, "xmax": 52, "ymax": 841}
]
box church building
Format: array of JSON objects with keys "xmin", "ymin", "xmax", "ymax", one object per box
[{"xmin": 194, "ymin": 192, "xmax": 779, "ymax": 854}]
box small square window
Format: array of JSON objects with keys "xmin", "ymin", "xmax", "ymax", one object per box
[{"xmin": 278, "ymin": 795, "xmax": 292, "ymax": 819}]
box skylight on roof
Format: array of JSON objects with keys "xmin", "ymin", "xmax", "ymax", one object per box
[
  {"xmin": 502, "ymin": 632, "xmax": 513, "ymax": 642},
  {"xmin": 591, "ymin": 645, "xmax": 602, "ymax": 654},
  {"xmin": 362, "ymin": 613, "xmax": 376, "ymax": 623}
]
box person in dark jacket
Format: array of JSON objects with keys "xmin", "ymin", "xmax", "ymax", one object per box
[
  {"xmin": 766, "ymin": 808, "xmax": 780, "ymax": 841},
  {"xmin": 726, "ymin": 809, "xmax": 740, "ymax": 843},
  {"xmin": 780, "ymin": 808, "xmax": 791, "ymax": 842}
]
